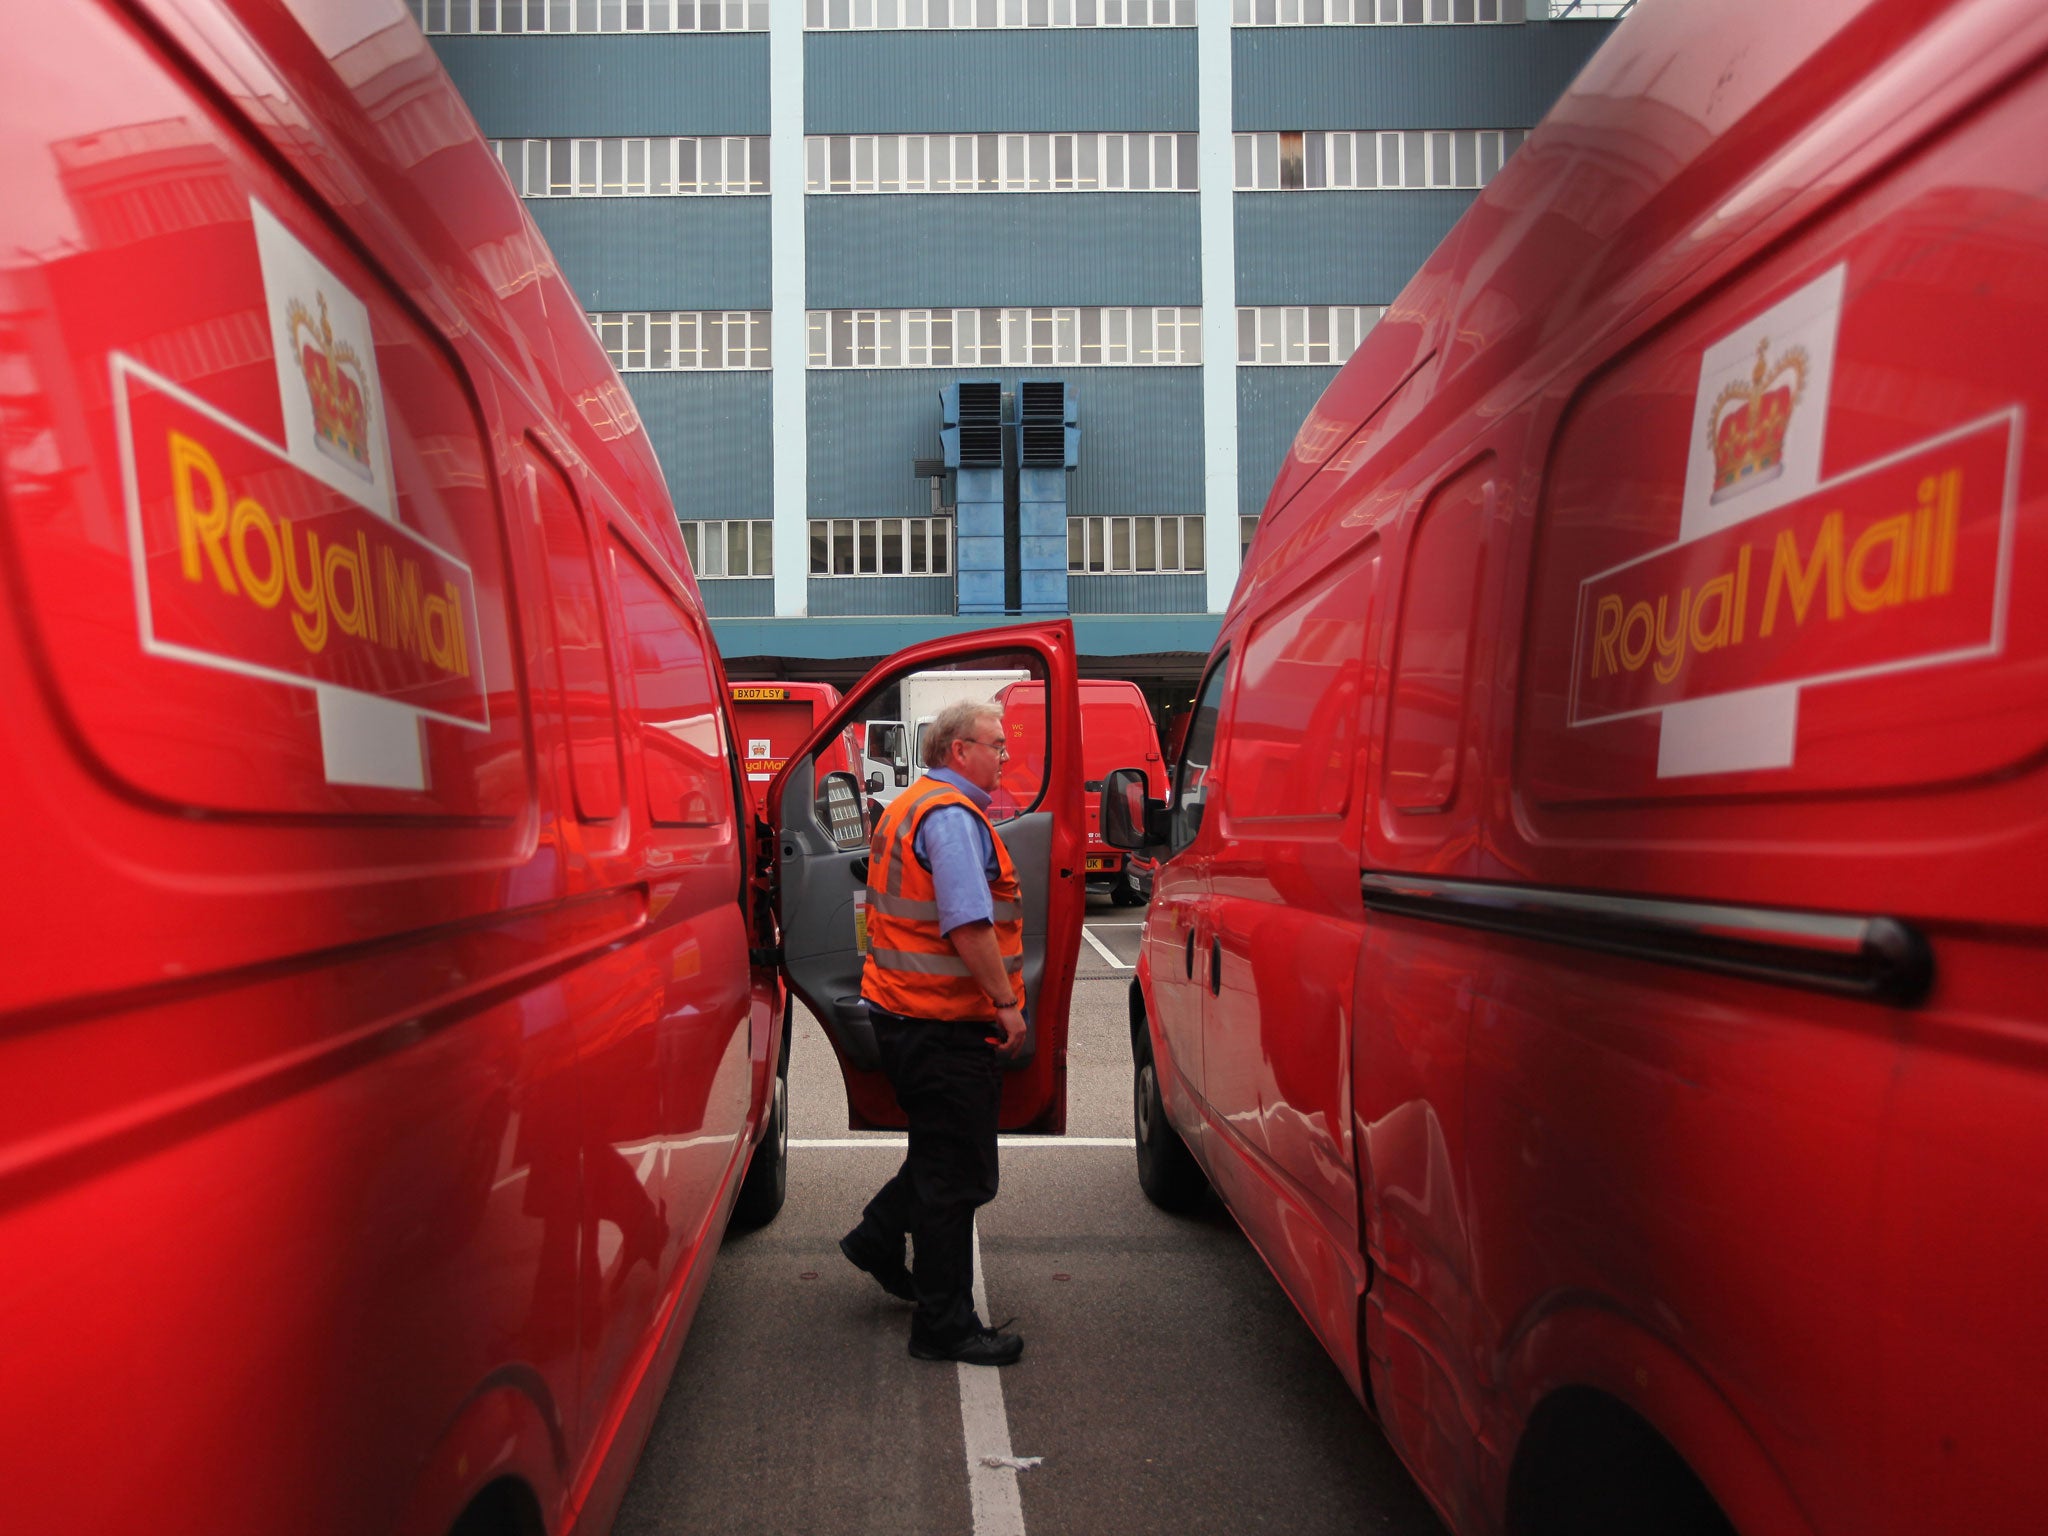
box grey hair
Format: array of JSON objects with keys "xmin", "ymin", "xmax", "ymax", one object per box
[{"xmin": 923, "ymin": 700, "xmax": 1002, "ymax": 768}]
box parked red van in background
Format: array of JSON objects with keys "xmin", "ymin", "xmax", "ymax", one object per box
[
  {"xmin": 998, "ymin": 678, "xmax": 1165, "ymax": 904},
  {"xmin": 1103, "ymin": 0, "xmax": 2048, "ymax": 1531},
  {"xmin": 727, "ymin": 680, "xmax": 859, "ymax": 818},
  {"xmin": 0, "ymin": 3, "xmax": 1087, "ymax": 1532}
]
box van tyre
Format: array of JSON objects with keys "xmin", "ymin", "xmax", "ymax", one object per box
[
  {"xmin": 732, "ymin": 1011, "xmax": 791, "ymax": 1229},
  {"xmin": 1112, "ymin": 881, "xmax": 1146, "ymax": 908},
  {"xmin": 1134, "ymin": 1032, "xmax": 1206, "ymax": 1212}
]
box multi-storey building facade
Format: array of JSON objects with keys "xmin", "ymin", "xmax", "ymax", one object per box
[{"xmin": 416, "ymin": 0, "xmax": 1621, "ymax": 693}]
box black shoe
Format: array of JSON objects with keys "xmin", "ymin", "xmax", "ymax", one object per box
[
  {"xmin": 909, "ymin": 1325, "xmax": 1025, "ymax": 1367},
  {"xmin": 838, "ymin": 1230, "xmax": 915, "ymax": 1302}
]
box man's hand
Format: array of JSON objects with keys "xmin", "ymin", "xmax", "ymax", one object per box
[{"xmin": 990, "ymin": 1002, "xmax": 1027, "ymax": 1061}]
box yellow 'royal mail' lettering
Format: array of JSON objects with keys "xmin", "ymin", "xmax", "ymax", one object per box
[
  {"xmin": 1572, "ymin": 422, "xmax": 2005, "ymax": 725},
  {"xmin": 131, "ymin": 362, "xmax": 487, "ymax": 729}
]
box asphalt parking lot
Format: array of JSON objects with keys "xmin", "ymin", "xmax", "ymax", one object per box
[{"xmin": 614, "ymin": 899, "xmax": 1445, "ymax": 1536}]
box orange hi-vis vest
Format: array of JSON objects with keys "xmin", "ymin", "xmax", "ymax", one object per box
[{"xmin": 860, "ymin": 776, "xmax": 1025, "ymax": 1022}]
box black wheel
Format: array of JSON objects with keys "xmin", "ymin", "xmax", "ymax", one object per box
[
  {"xmin": 1134, "ymin": 1031, "xmax": 1206, "ymax": 1212},
  {"xmin": 1111, "ymin": 881, "xmax": 1147, "ymax": 908},
  {"xmin": 731, "ymin": 1010, "xmax": 790, "ymax": 1229}
]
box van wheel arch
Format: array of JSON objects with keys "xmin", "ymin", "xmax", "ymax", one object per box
[
  {"xmin": 446, "ymin": 1477, "xmax": 546, "ymax": 1536},
  {"xmin": 1505, "ymin": 1387, "xmax": 1735, "ymax": 1536}
]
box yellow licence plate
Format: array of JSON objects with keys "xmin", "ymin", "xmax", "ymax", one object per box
[{"xmin": 1085, "ymin": 856, "xmax": 1111, "ymax": 872}]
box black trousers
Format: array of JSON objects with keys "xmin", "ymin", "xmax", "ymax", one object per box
[{"xmin": 854, "ymin": 1007, "xmax": 1004, "ymax": 1345}]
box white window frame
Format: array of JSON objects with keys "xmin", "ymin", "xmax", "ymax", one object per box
[
  {"xmin": 1066, "ymin": 515, "xmax": 1205, "ymax": 574},
  {"xmin": 804, "ymin": 0, "xmax": 1194, "ymax": 27},
  {"xmin": 679, "ymin": 520, "xmax": 775, "ymax": 579},
  {"xmin": 591, "ymin": 311, "xmax": 774, "ymax": 371},
  {"xmin": 414, "ymin": 0, "xmax": 769, "ymax": 33},
  {"xmin": 489, "ymin": 137, "xmax": 768, "ymax": 197},
  {"xmin": 1234, "ymin": 305, "xmax": 1385, "ymax": 366},
  {"xmin": 1232, "ymin": 128, "xmax": 1527, "ymax": 191},
  {"xmin": 806, "ymin": 308, "xmax": 1202, "ymax": 368},
  {"xmin": 803, "ymin": 132, "xmax": 1195, "ymax": 194},
  {"xmin": 807, "ymin": 517, "xmax": 953, "ymax": 577},
  {"xmin": 1230, "ymin": 0, "xmax": 1514, "ymax": 22}
]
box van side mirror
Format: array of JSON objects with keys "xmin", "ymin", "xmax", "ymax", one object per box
[
  {"xmin": 1099, "ymin": 767, "xmax": 1166, "ymax": 852},
  {"xmin": 864, "ymin": 771, "xmax": 883, "ymax": 794},
  {"xmin": 816, "ymin": 771, "xmax": 868, "ymax": 851}
]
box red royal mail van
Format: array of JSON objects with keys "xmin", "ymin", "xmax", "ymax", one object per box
[
  {"xmin": 0, "ymin": 4, "xmax": 1087, "ymax": 1532},
  {"xmin": 997, "ymin": 678, "xmax": 1165, "ymax": 905},
  {"xmin": 1101, "ymin": 0, "xmax": 2048, "ymax": 1532},
  {"xmin": 728, "ymin": 680, "xmax": 860, "ymax": 818}
]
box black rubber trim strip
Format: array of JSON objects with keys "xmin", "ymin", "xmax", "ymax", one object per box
[{"xmin": 1359, "ymin": 872, "xmax": 1932, "ymax": 1006}]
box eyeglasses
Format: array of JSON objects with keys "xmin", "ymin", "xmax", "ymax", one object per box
[{"xmin": 967, "ymin": 735, "xmax": 1010, "ymax": 756}]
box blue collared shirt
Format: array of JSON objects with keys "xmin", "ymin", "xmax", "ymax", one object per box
[{"xmin": 912, "ymin": 767, "xmax": 999, "ymax": 937}]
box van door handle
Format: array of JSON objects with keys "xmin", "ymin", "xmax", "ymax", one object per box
[
  {"xmin": 1184, "ymin": 929, "xmax": 1197, "ymax": 980},
  {"xmin": 1208, "ymin": 938, "xmax": 1222, "ymax": 996}
]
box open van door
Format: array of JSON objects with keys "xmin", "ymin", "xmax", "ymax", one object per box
[{"xmin": 766, "ymin": 623, "xmax": 1085, "ymax": 1133}]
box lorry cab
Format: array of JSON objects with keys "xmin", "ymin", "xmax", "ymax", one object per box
[
  {"xmin": 1102, "ymin": 0, "xmax": 2048, "ymax": 1531},
  {"xmin": 728, "ymin": 679, "xmax": 859, "ymax": 819},
  {"xmin": 0, "ymin": 0, "xmax": 1089, "ymax": 1529},
  {"xmin": 858, "ymin": 667, "xmax": 1029, "ymax": 816},
  {"xmin": 997, "ymin": 678, "xmax": 1165, "ymax": 906}
]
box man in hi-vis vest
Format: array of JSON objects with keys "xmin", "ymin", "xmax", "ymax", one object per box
[{"xmin": 839, "ymin": 699, "xmax": 1028, "ymax": 1367}]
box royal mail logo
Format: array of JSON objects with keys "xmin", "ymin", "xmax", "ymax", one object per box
[
  {"xmin": 1708, "ymin": 339, "xmax": 1808, "ymax": 504},
  {"xmin": 251, "ymin": 199, "xmax": 394, "ymax": 523},
  {"xmin": 289, "ymin": 292, "xmax": 373, "ymax": 482},
  {"xmin": 1568, "ymin": 265, "xmax": 2020, "ymax": 779},
  {"xmin": 114, "ymin": 353, "xmax": 487, "ymax": 732}
]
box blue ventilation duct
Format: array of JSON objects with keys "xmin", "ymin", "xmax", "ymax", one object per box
[
  {"xmin": 942, "ymin": 380, "xmax": 1005, "ymax": 614},
  {"xmin": 1014, "ymin": 380, "xmax": 1077, "ymax": 615}
]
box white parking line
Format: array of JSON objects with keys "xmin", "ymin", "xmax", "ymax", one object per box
[
  {"xmin": 960, "ymin": 1218, "xmax": 1032, "ymax": 1536},
  {"xmin": 1086, "ymin": 921, "xmax": 1146, "ymax": 928},
  {"xmin": 1081, "ymin": 926, "xmax": 1131, "ymax": 969}
]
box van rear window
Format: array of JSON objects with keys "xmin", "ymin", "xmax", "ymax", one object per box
[{"xmin": 607, "ymin": 538, "xmax": 729, "ymax": 829}]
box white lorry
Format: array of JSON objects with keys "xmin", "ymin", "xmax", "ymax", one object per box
[{"xmin": 860, "ymin": 668, "xmax": 1028, "ymax": 812}]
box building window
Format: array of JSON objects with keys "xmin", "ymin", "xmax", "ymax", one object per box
[
  {"xmin": 592, "ymin": 312, "xmax": 772, "ymax": 371},
  {"xmin": 808, "ymin": 518, "xmax": 953, "ymax": 577},
  {"xmin": 412, "ymin": 0, "xmax": 769, "ymax": 32},
  {"xmin": 680, "ymin": 520, "xmax": 774, "ymax": 578},
  {"xmin": 805, "ymin": 132, "xmax": 1197, "ymax": 193},
  {"xmin": 806, "ymin": 307, "xmax": 1201, "ymax": 368},
  {"xmin": 805, "ymin": 0, "xmax": 1193, "ymax": 28},
  {"xmin": 1067, "ymin": 515, "xmax": 1205, "ymax": 574},
  {"xmin": 1235, "ymin": 305, "xmax": 1384, "ymax": 366},
  {"xmin": 489, "ymin": 137, "xmax": 768, "ymax": 197},
  {"xmin": 1234, "ymin": 128, "xmax": 1527, "ymax": 191},
  {"xmin": 1231, "ymin": 0, "xmax": 1514, "ymax": 21}
]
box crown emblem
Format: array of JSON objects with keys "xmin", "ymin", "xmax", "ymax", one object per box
[
  {"xmin": 287, "ymin": 293, "xmax": 373, "ymax": 482},
  {"xmin": 1707, "ymin": 337, "xmax": 1807, "ymax": 504}
]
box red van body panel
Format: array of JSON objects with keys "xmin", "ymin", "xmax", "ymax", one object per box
[
  {"xmin": 0, "ymin": 3, "xmax": 1080, "ymax": 1531},
  {"xmin": 1140, "ymin": 1, "xmax": 2048, "ymax": 1532},
  {"xmin": 998, "ymin": 678, "xmax": 1164, "ymax": 886},
  {"xmin": 729, "ymin": 680, "xmax": 859, "ymax": 817}
]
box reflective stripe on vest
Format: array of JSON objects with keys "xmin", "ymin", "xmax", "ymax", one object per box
[{"xmin": 859, "ymin": 777, "xmax": 1025, "ymax": 1022}]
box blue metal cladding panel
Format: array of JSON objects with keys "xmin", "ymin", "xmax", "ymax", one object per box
[
  {"xmin": 623, "ymin": 371, "xmax": 774, "ymax": 522},
  {"xmin": 805, "ymin": 31, "xmax": 1196, "ymax": 133},
  {"xmin": 527, "ymin": 198, "xmax": 770, "ymax": 310},
  {"xmin": 1238, "ymin": 365, "xmax": 1339, "ymax": 517},
  {"xmin": 429, "ymin": 35, "xmax": 769, "ymax": 136},
  {"xmin": 1233, "ymin": 191, "xmax": 1470, "ymax": 305},
  {"xmin": 807, "ymin": 196, "xmax": 1198, "ymax": 309},
  {"xmin": 806, "ymin": 369, "xmax": 1203, "ymax": 523},
  {"xmin": 1068, "ymin": 574, "xmax": 1207, "ymax": 614},
  {"xmin": 808, "ymin": 577, "xmax": 956, "ymax": 616},
  {"xmin": 1232, "ymin": 19, "xmax": 1616, "ymax": 129},
  {"xmin": 698, "ymin": 579, "xmax": 775, "ymax": 618}
]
